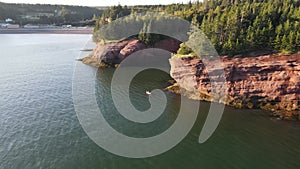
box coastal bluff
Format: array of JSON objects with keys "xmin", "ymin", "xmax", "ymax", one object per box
[
  {"xmin": 81, "ymin": 39, "xmax": 300, "ymax": 120},
  {"xmin": 81, "ymin": 38, "xmax": 180, "ymax": 67},
  {"xmin": 168, "ymin": 54, "xmax": 300, "ymax": 120}
]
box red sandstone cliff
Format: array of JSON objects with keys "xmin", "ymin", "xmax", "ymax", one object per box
[
  {"xmin": 168, "ymin": 54, "xmax": 300, "ymax": 120},
  {"xmin": 81, "ymin": 38, "xmax": 180, "ymax": 67},
  {"xmin": 81, "ymin": 39, "xmax": 300, "ymax": 120}
]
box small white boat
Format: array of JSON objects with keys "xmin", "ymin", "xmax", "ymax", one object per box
[{"xmin": 146, "ymin": 90, "xmax": 151, "ymax": 95}]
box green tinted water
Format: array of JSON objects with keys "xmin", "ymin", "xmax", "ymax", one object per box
[{"xmin": 0, "ymin": 34, "xmax": 299, "ymax": 169}]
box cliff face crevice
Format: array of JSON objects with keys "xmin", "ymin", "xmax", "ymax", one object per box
[{"xmin": 169, "ymin": 54, "xmax": 300, "ymax": 120}]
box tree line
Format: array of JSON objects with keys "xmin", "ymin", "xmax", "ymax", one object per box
[
  {"xmin": 0, "ymin": 2, "xmax": 104, "ymax": 26},
  {"xmin": 94, "ymin": 0, "xmax": 300, "ymax": 56}
]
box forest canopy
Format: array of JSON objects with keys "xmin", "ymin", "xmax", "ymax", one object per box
[{"xmin": 94, "ymin": 0, "xmax": 300, "ymax": 56}]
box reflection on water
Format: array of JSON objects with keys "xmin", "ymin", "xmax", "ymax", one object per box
[{"xmin": 0, "ymin": 34, "xmax": 299, "ymax": 169}]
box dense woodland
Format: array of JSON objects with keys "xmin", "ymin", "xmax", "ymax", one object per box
[
  {"xmin": 0, "ymin": 2, "xmax": 104, "ymax": 25},
  {"xmin": 94, "ymin": 0, "xmax": 300, "ymax": 56}
]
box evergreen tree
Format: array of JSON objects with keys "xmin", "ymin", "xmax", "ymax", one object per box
[{"xmin": 94, "ymin": 0, "xmax": 300, "ymax": 55}]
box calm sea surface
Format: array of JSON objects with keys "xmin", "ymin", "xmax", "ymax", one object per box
[{"xmin": 0, "ymin": 34, "xmax": 299, "ymax": 169}]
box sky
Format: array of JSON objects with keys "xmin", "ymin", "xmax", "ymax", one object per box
[{"xmin": 0, "ymin": 0, "xmax": 193, "ymax": 6}]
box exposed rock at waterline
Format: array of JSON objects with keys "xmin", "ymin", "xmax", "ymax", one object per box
[
  {"xmin": 80, "ymin": 38, "xmax": 299, "ymax": 120},
  {"xmin": 81, "ymin": 39, "xmax": 145, "ymax": 67},
  {"xmin": 168, "ymin": 54, "xmax": 300, "ymax": 120},
  {"xmin": 81, "ymin": 38, "xmax": 181, "ymax": 67}
]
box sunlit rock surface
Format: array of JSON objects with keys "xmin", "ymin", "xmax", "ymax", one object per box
[{"xmin": 169, "ymin": 54, "xmax": 300, "ymax": 120}]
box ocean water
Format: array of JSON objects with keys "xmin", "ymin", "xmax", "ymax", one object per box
[{"xmin": 0, "ymin": 34, "xmax": 299, "ymax": 169}]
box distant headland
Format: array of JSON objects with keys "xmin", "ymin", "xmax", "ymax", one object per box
[{"xmin": 0, "ymin": 27, "xmax": 93, "ymax": 34}]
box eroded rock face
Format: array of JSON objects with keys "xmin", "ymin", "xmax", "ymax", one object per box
[
  {"xmin": 85, "ymin": 39, "xmax": 146, "ymax": 65},
  {"xmin": 119, "ymin": 39, "xmax": 146, "ymax": 60},
  {"xmin": 81, "ymin": 38, "xmax": 181, "ymax": 67},
  {"xmin": 81, "ymin": 38, "xmax": 299, "ymax": 120},
  {"xmin": 169, "ymin": 54, "xmax": 300, "ymax": 120},
  {"xmin": 153, "ymin": 38, "xmax": 182, "ymax": 53}
]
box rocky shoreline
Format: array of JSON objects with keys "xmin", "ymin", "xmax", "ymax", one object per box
[
  {"xmin": 81, "ymin": 39, "xmax": 300, "ymax": 120},
  {"xmin": 168, "ymin": 54, "xmax": 300, "ymax": 120},
  {"xmin": 81, "ymin": 38, "xmax": 181, "ymax": 67}
]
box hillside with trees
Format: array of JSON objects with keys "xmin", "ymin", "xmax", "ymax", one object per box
[
  {"xmin": 94, "ymin": 0, "xmax": 300, "ymax": 56},
  {"xmin": 0, "ymin": 2, "xmax": 104, "ymax": 26}
]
